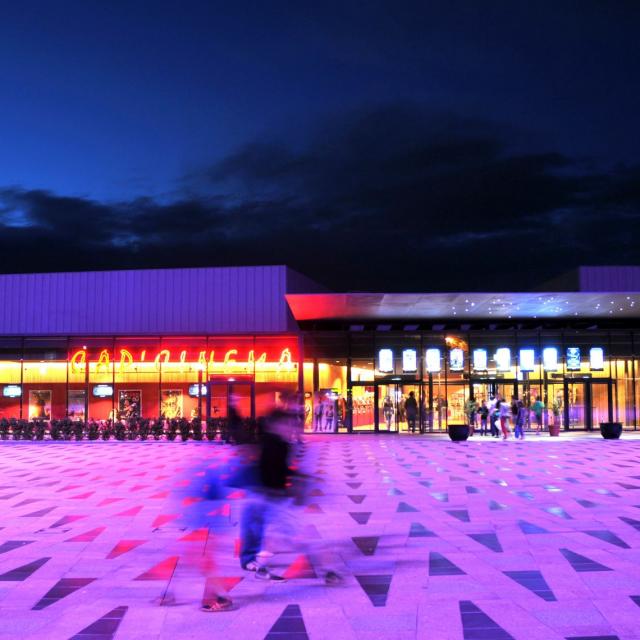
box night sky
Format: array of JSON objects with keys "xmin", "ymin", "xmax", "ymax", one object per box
[{"xmin": 1, "ymin": 2, "xmax": 638, "ymax": 291}]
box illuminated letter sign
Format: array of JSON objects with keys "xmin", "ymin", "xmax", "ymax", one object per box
[
  {"xmin": 402, "ymin": 349, "xmax": 417, "ymax": 373},
  {"xmin": 450, "ymin": 348, "xmax": 464, "ymax": 371},
  {"xmin": 543, "ymin": 347, "xmax": 558, "ymax": 371},
  {"xmin": 3, "ymin": 385, "xmax": 21, "ymax": 398},
  {"xmin": 473, "ymin": 349, "xmax": 487, "ymax": 371},
  {"xmin": 495, "ymin": 348, "xmax": 511, "ymax": 372},
  {"xmin": 425, "ymin": 348, "xmax": 441, "ymax": 373},
  {"xmin": 378, "ymin": 349, "xmax": 393, "ymax": 373},
  {"xmin": 566, "ymin": 347, "xmax": 581, "ymax": 371},
  {"xmin": 589, "ymin": 347, "xmax": 604, "ymax": 371},
  {"xmin": 519, "ymin": 348, "xmax": 535, "ymax": 372},
  {"xmin": 188, "ymin": 384, "xmax": 207, "ymax": 397}
]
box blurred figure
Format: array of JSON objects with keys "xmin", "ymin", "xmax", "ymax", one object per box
[
  {"xmin": 239, "ymin": 399, "xmax": 341, "ymax": 584},
  {"xmin": 479, "ymin": 400, "xmax": 489, "ymax": 436},
  {"xmin": 531, "ymin": 395, "xmax": 544, "ymax": 434},
  {"xmin": 405, "ymin": 391, "xmax": 418, "ymax": 433},
  {"xmin": 515, "ymin": 400, "xmax": 527, "ymax": 439},
  {"xmin": 499, "ymin": 396, "xmax": 511, "ymax": 439},
  {"xmin": 383, "ymin": 396, "xmax": 393, "ymax": 430}
]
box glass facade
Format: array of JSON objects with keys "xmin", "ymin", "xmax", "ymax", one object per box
[
  {"xmin": 0, "ymin": 336, "xmax": 299, "ymax": 422},
  {"xmin": 304, "ymin": 329, "xmax": 640, "ymax": 433}
]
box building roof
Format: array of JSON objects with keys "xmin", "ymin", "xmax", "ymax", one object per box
[{"xmin": 285, "ymin": 291, "xmax": 640, "ymax": 322}]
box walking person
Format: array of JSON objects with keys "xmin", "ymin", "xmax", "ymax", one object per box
[
  {"xmin": 531, "ymin": 395, "xmax": 544, "ymax": 434},
  {"xmin": 514, "ymin": 400, "xmax": 527, "ymax": 439},
  {"xmin": 499, "ymin": 397, "xmax": 511, "ymax": 439},
  {"xmin": 479, "ymin": 400, "xmax": 489, "ymax": 436},
  {"xmin": 405, "ymin": 391, "xmax": 418, "ymax": 433},
  {"xmin": 239, "ymin": 398, "xmax": 342, "ymax": 585}
]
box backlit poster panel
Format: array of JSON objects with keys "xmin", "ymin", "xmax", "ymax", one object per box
[
  {"xmin": 450, "ymin": 348, "xmax": 464, "ymax": 371},
  {"xmin": 519, "ymin": 349, "xmax": 535, "ymax": 372},
  {"xmin": 425, "ymin": 348, "xmax": 441, "ymax": 373},
  {"xmin": 566, "ymin": 347, "xmax": 581, "ymax": 371},
  {"xmin": 473, "ymin": 349, "xmax": 487, "ymax": 371},
  {"xmin": 68, "ymin": 389, "xmax": 86, "ymax": 421},
  {"xmin": 29, "ymin": 390, "xmax": 51, "ymax": 420},
  {"xmin": 543, "ymin": 347, "xmax": 558, "ymax": 371},
  {"xmin": 402, "ymin": 349, "xmax": 417, "ymax": 373},
  {"xmin": 495, "ymin": 348, "xmax": 511, "ymax": 372},
  {"xmin": 589, "ymin": 347, "xmax": 604, "ymax": 371},
  {"xmin": 378, "ymin": 349, "xmax": 393, "ymax": 373},
  {"xmin": 161, "ymin": 389, "xmax": 183, "ymax": 419},
  {"xmin": 119, "ymin": 390, "xmax": 141, "ymax": 419}
]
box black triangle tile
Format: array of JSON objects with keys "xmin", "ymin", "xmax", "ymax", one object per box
[
  {"xmin": 631, "ymin": 595, "xmax": 640, "ymax": 608},
  {"xmin": 429, "ymin": 552, "xmax": 465, "ymax": 576},
  {"xmin": 265, "ymin": 604, "xmax": 308, "ymax": 639},
  {"xmin": 489, "ymin": 500, "xmax": 508, "ymax": 511},
  {"xmin": 348, "ymin": 495, "xmax": 366, "ymax": 504},
  {"xmin": 560, "ymin": 548, "xmax": 612, "ymax": 572},
  {"xmin": 346, "ymin": 482, "xmax": 362, "ymax": 489},
  {"xmin": 617, "ymin": 483, "xmax": 640, "ymax": 490},
  {"xmin": 387, "ymin": 488, "xmax": 405, "ymax": 496},
  {"xmin": 503, "ymin": 570, "xmax": 557, "ymax": 601},
  {"xmin": 419, "ymin": 480, "xmax": 432, "ymax": 488},
  {"xmin": 352, "ymin": 536, "xmax": 379, "ymax": 556},
  {"xmin": 620, "ymin": 516, "xmax": 640, "ymax": 532},
  {"xmin": 22, "ymin": 506, "xmax": 57, "ymax": 518},
  {"xmin": 446, "ymin": 509, "xmax": 470, "ymax": 523},
  {"xmin": 459, "ymin": 600, "xmax": 514, "ymax": 639},
  {"xmin": 465, "ymin": 486, "xmax": 482, "ymax": 494},
  {"xmin": 33, "ymin": 577, "xmax": 96, "ymax": 610},
  {"xmin": 468, "ymin": 533, "xmax": 503, "ymax": 553},
  {"xmin": 575, "ymin": 499, "xmax": 598, "ymax": 508},
  {"xmin": 349, "ymin": 512, "xmax": 372, "ymax": 525},
  {"xmin": 409, "ymin": 522, "xmax": 437, "ymax": 538},
  {"xmin": 583, "ymin": 530, "xmax": 630, "ymax": 549},
  {"xmin": 518, "ymin": 520, "xmax": 549, "ymax": 534},
  {"xmin": 355, "ymin": 574, "xmax": 391, "ymax": 607},
  {"xmin": 0, "ymin": 540, "xmax": 34, "ymax": 555},
  {"xmin": 69, "ymin": 605, "xmax": 128, "ymax": 639},
  {"xmin": 0, "ymin": 557, "xmax": 50, "ymax": 581},
  {"xmin": 431, "ymin": 492, "xmax": 449, "ymax": 502},
  {"xmin": 397, "ymin": 502, "xmax": 419, "ymax": 513}
]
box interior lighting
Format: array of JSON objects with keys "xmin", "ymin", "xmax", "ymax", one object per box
[
  {"xmin": 543, "ymin": 347, "xmax": 558, "ymax": 371},
  {"xmin": 425, "ymin": 349, "xmax": 441, "ymax": 373},
  {"xmin": 378, "ymin": 349, "xmax": 393, "ymax": 373}
]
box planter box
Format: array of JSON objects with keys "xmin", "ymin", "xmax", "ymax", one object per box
[
  {"xmin": 600, "ymin": 422, "xmax": 622, "ymax": 439},
  {"xmin": 448, "ymin": 424, "xmax": 470, "ymax": 441}
]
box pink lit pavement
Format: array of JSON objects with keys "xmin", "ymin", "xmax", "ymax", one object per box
[{"xmin": 1, "ymin": 433, "xmax": 640, "ymax": 639}]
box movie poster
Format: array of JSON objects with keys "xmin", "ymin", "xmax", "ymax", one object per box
[
  {"xmin": 29, "ymin": 390, "xmax": 52, "ymax": 420},
  {"xmin": 68, "ymin": 389, "xmax": 86, "ymax": 421},
  {"xmin": 160, "ymin": 389, "xmax": 183, "ymax": 419},
  {"xmin": 118, "ymin": 390, "xmax": 141, "ymax": 419}
]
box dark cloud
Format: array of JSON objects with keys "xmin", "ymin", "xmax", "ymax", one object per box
[{"xmin": 1, "ymin": 104, "xmax": 638, "ymax": 291}]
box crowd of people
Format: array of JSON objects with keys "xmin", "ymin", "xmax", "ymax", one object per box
[{"xmin": 473, "ymin": 394, "xmax": 547, "ymax": 439}]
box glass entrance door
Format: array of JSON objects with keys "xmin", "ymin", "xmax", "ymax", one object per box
[
  {"xmin": 546, "ymin": 379, "xmax": 611, "ymax": 431},
  {"xmin": 377, "ymin": 383, "xmax": 422, "ymax": 433},
  {"xmin": 207, "ymin": 381, "xmax": 254, "ymax": 420}
]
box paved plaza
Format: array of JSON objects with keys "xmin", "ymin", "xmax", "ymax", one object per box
[{"xmin": 1, "ymin": 434, "xmax": 640, "ymax": 639}]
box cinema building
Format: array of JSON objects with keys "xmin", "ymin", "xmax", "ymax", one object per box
[{"xmin": 0, "ymin": 265, "xmax": 638, "ymax": 433}]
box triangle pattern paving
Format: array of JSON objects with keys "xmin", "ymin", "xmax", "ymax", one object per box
[
  {"xmin": 352, "ymin": 536, "xmax": 379, "ymax": 556},
  {"xmin": 283, "ymin": 554, "xmax": 317, "ymax": 579},
  {"xmin": 429, "ymin": 552, "xmax": 465, "ymax": 576},
  {"xmin": 409, "ymin": 522, "xmax": 436, "ymax": 538},
  {"xmin": 560, "ymin": 548, "xmax": 613, "ymax": 572},
  {"xmin": 65, "ymin": 527, "xmax": 106, "ymax": 543},
  {"xmin": 459, "ymin": 600, "xmax": 515, "ymax": 640},
  {"xmin": 620, "ymin": 516, "xmax": 640, "ymax": 532},
  {"xmin": 349, "ymin": 512, "xmax": 372, "ymax": 525},
  {"xmin": 348, "ymin": 495, "xmax": 366, "ymax": 504},
  {"xmin": 22, "ymin": 506, "xmax": 56, "ymax": 517},
  {"xmin": 355, "ymin": 575, "xmax": 392, "ymax": 607},
  {"xmin": 518, "ymin": 520, "xmax": 549, "ymax": 534},
  {"xmin": 50, "ymin": 515, "xmax": 87, "ymax": 528},
  {"xmin": 503, "ymin": 570, "xmax": 557, "ymax": 601},
  {"xmin": 264, "ymin": 604, "xmax": 309, "ymax": 640},
  {"xmin": 583, "ymin": 530, "xmax": 630, "ymax": 549},
  {"xmin": 446, "ymin": 509, "xmax": 470, "ymax": 523},
  {"xmin": 0, "ymin": 540, "xmax": 33, "ymax": 555},
  {"xmin": 0, "ymin": 557, "xmax": 50, "ymax": 581},
  {"xmin": 32, "ymin": 578, "xmax": 96, "ymax": 610},
  {"xmin": 135, "ymin": 556, "xmax": 179, "ymax": 581},
  {"xmin": 68, "ymin": 605, "xmax": 128, "ymax": 639},
  {"xmin": 106, "ymin": 539, "xmax": 146, "ymax": 559},
  {"xmin": 468, "ymin": 533, "xmax": 503, "ymax": 553},
  {"xmin": 397, "ymin": 501, "xmax": 419, "ymax": 512}
]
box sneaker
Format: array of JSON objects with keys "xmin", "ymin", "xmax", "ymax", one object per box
[
  {"xmin": 201, "ymin": 596, "xmax": 234, "ymax": 612},
  {"xmin": 324, "ymin": 571, "xmax": 343, "ymax": 586},
  {"xmin": 255, "ymin": 567, "xmax": 286, "ymax": 582},
  {"xmin": 242, "ymin": 561, "xmax": 260, "ymax": 572}
]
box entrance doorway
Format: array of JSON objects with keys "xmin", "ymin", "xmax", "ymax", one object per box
[
  {"xmin": 546, "ymin": 378, "xmax": 611, "ymax": 431},
  {"xmin": 377, "ymin": 382, "xmax": 423, "ymax": 433},
  {"xmin": 206, "ymin": 380, "xmax": 255, "ymax": 421}
]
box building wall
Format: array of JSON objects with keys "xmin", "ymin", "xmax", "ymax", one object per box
[{"xmin": 0, "ymin": 266, "xmax": 298, "ymax": 335}]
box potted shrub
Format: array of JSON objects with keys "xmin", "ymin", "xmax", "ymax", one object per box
[
  {"xmin": 178, "ymin": 418, "xmax": 191, "ymax": 442},
  {"xmin": 600, "ymin": 422, "xmax": 623, "ymax": 439},
  {"xmin": 73, "ymin": 421, "xmax": 84, "ymax": 441},
  {"xmin": 205, "ymin": 418, "xmax": 217, "ymax": 442},
  {"xmin": 138, "ymin": 419, "xmax": 150, "ymax": 441},
  {"xmin": 167, "ymin": 419, "xmax": 178, "ymax": 441},
  {"xmin": 464, "ymin": 399, "xmax": 478, "ymax": 436},
  {"xmin": 34, "ymin": 421, "xmax": 46, "ymax": 440},
  {"xmin": 101, "ymin": 421, "xmax": 113, "ymax": 441},
  {"xmin": 192, "ymin": 418, "xmax": 203, "ymax": 441},
  {"xmin": 0, "ymin": 418, "xmax": 9, "ymax": 440},
  {"xmin": 114, "ymin": 420, "xmax": 127, "ymax": 441},
  {"xmin": 151, "ymin": 419, "xmax": 164, "ymax": 440},
  {"xmin": 549, "ymin": 400, "xmax": 562, "ymax": 437},
  {"xmin": 87, "ymin": 420, "xmax": 100, "ymax": 440}
]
